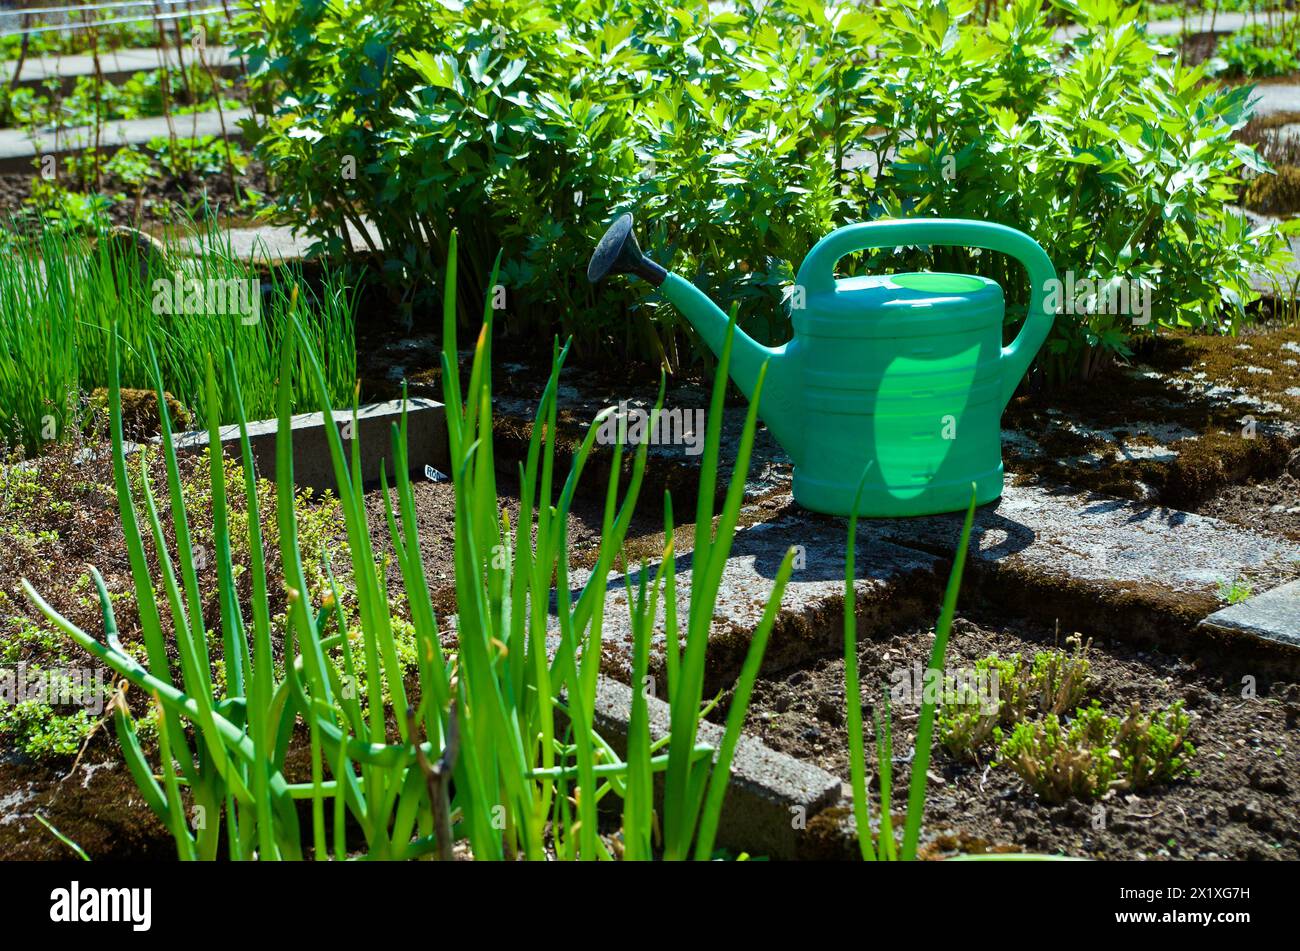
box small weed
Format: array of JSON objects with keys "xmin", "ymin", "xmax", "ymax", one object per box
[
  {"xmin": 1030, "ymin": 635, "xmax": 1093, "ymax": 716},
  {"xmin": 938, "ymin": 636, "xmax": 1093, "ymax": 759},
  {"xmin": 1217, "ymin": 577, "xmax": 1253, "ymax": 605},
  {"xmin": 997, "ymin": 700, "xmax": 1196, "ymax": 803},
  {"xmin": 937, "ymin": 654, "xmax": 1021, "ymax": 758}
]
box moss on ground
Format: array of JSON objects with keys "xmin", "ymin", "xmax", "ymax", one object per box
[
  {"xmin": 1246, "ymin": 164, "xmax": 1300, "ymax": 215},
  {"xmin": 1005, "ymin": 321, "xmax": 1300, "ymax": 507},
  {"xmin": 87, "ymin": 387, "xmax": 192, "ymax": 440},
  {"xmin": 0, "ymin": 436, "xmax": 346, "ymax": 763}
]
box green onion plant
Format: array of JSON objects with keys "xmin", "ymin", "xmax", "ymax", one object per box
[
  {"xmin": 21, "ymin": 233, "xmax": 795, "ymax": 860},
  {"xmin": 0, "ymin": 217, "xmax": 356, "ymax": 456}
]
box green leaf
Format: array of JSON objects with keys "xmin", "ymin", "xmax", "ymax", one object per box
[{"xmin": 398, "ymin": 50, "xmax": 458, "ymax": 90}]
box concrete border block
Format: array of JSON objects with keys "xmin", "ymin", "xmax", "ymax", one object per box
[
  {"xmin": 588, "ymin": 676, "xmax": 842, "ymax": 860},
  {"xmin": 577, "ymin": 510, "xmax": 944, "ymax": 695},
  {"xmin": 0, "ymin": 108, "xmax": 251, "ymax": 174},
  {"xmin": 1200, "ymin": 579, "xmax": 1300, "ymax": 649},
  {"xmin": 167, "ymin": 398, "xmax": 448, "ymax": 496}
]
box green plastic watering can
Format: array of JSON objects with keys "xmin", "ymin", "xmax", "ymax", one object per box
[{"xmin": 587, "ymin": 215, "xmax": 1057, "ymax": 517}]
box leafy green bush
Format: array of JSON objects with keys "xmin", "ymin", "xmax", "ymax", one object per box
[
  {"xmin": 874, "ymin": 0, "xmax": 1293, "ymax": 380},
  {"xmin": 1214, "ymin": 24, "xmax": 1300, "ymax": 79},
  {"xmin": 240, "ymin": 0, "xmax": 1292, "ymax": 374},
  {"xmin": 238, "ymin": 0, "xmax": 863, "ymax": 359},
  {"xmin": 998, "ymin": 699, "xmax": 1196, "ymax": 801}
]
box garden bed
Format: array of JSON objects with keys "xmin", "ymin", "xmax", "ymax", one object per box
[
  {"xmin": 0, "ymin": 160, "xmax": 269, "ymax": 230},
  {"xmin": 6, "ymin": 0, "xmax": 1300, "ymax": 867},
  {"xmin": 1200, "ymin": 467, "xmax": 1300, "ymax": 539},
  {"xmin": 361, "ymin": 472, "xmax": 671, "ymax": 624},
  {"xmin": 728, "ymin": 610, "xmax": 1300, "ymax": 860},
  {"xmin": 5, "ymin": 308, "xmax": 1299, "ymax": 860},
  {"xmin": 0, "ymin": 436, "xmax": 673, "ymax": 860}
]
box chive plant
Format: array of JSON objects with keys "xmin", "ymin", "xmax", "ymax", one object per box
[
  {"xmin": 22, "ymin": 234, "xmax": 796, "ymax": 860},
  {"xmin": 842, "ymin": 488, "xmax": 1065, "ymax": 860},
  {"xmin": 0, "ymin": 218, "xmax": 356, "ymax": 456},
  {"xmin": 843, "ymin": 483, "xmax": 976, "ymax": 861}
]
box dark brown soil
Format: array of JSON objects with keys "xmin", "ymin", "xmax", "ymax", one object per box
[
  {"xmin": 0, "ymin": 432, "xmax": 341, "ymax": 860},
  {"xmin": 731, "ymin": 612, "xmax": 1300, "ymax": 860},
  {"xmin": 0, "ymin": 752, "xmax": 174, "ymax": 861},
  {"xmin": 362, "ymin": 468, "xmax": 671, "ymax": 623},
  {"xmin": 0, "ymin": 159, "xmax": 271, "ymax": 230},
  {"xmin": 1198, "ymin": 464, "xmax": 1300, "ymax": 540}
]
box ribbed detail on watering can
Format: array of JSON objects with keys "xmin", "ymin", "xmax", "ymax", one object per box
[
  {"xmin": 797, "ymin": 272, "xmax": 1005, "ymax": 418},
  {"xmin": 789, "ymin": 270, "xmax": 1011, "ymax": 516}
]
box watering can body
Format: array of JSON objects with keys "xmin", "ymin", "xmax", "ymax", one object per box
[{"xmin": 588, "ymin": 217, "xmax": 1057, "ymax": 518}]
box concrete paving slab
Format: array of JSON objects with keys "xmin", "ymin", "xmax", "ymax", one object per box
[
  {"xmin": 170, "ymin": 219, "xmax": 385, "ymax": 265},
  {"xmin": 167, "ymin": 397, "xmax": 448, "ymax": 497},
  {"xmin": 570, "ymin": 506, "xmax": 944, "ymax": 691},
  {"xmin": 570, "ymin": 479, "xmax": 1300, "ymax": 681},
  {"xmin": 856, "ymin": 482, "xmax": 1300, "ymax": 657},
  {"xmin": 587, "ymin": 676, "xmax": 842, "ymax": 860},
  {"xmin": 0, "ymin": 106, "xmax": 251, "ymax": 173},
  {"xmin": 873, "ymin": 482, "xmax": 1300, "ymax": 595},
  {"xmin": 1247, "ymin": 83, "xmax": 1300, "ymax": 120},
  {"xmin": 1, "ymin": 45, "xmax": 239, "ymax": 89},
  {"xmin": 1201, "ymin": 579, "xmax": 1300, "ymax": 648},
  {"xmin": 1058, "ymin": 12, "xmax": 1288, "ymax": 40}
]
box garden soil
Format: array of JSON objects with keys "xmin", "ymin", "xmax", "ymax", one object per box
[{"xmin": 732, "ymin": 611, "xmax": 1300, "ymax": 860}]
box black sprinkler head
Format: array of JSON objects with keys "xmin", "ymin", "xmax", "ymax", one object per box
[{"xmin": 586, "ymin": 213, "xmax": 667, "ymax": 287}]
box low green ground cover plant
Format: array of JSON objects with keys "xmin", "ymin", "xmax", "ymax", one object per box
[
  {"xmin": 1217, "ymin": 576, "xmax": 1253, "ymax": 603},
  {"xmin": 0, "ymin": 220, "xmax": 357, "ymax": 456},
  {"xmin": 938, "ymin": 635, "xmax": 1093, "ymax": 758},
  {"xmin": 240, "ymin": 0, "xmax": 1292, "ymax": 376},
  {"xmin": 146, "ymin": 136, "xmax": 250, "ymax": 179},
  {"xmin": 931, "ymin": 635, "xmax": 1195, "ymax": 802},
  {"xmin": 1, "ymin": 68, "xmax": 238, "ymax": 130},
  {"xmin": 0, "ymin": 15, "xmax": 232, "ymax": 61},
  {"xmin": 0, "ymin": 424, "xmax": 345, "ymax": 762},
  {"xmin": 998, "ymin": 700, "xmax": 1196, "ymax": 801},
  {"xmin": 16, "ymin": 139, "xmax": 261, "ymax": 229}
]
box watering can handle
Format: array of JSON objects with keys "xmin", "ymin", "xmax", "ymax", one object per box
[{"xmin": 795, "ymin": 218, "xmax": 1058, "ymax": 407}]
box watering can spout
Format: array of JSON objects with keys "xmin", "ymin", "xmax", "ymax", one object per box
[{"xmin": 587, "ymin": 213, "xmax": 803, "ymax": 465}]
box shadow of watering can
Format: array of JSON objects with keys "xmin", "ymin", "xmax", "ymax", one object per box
[{"xmin": 587, "ymin": 214, "xmax": 1057, "ymax": 517}]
